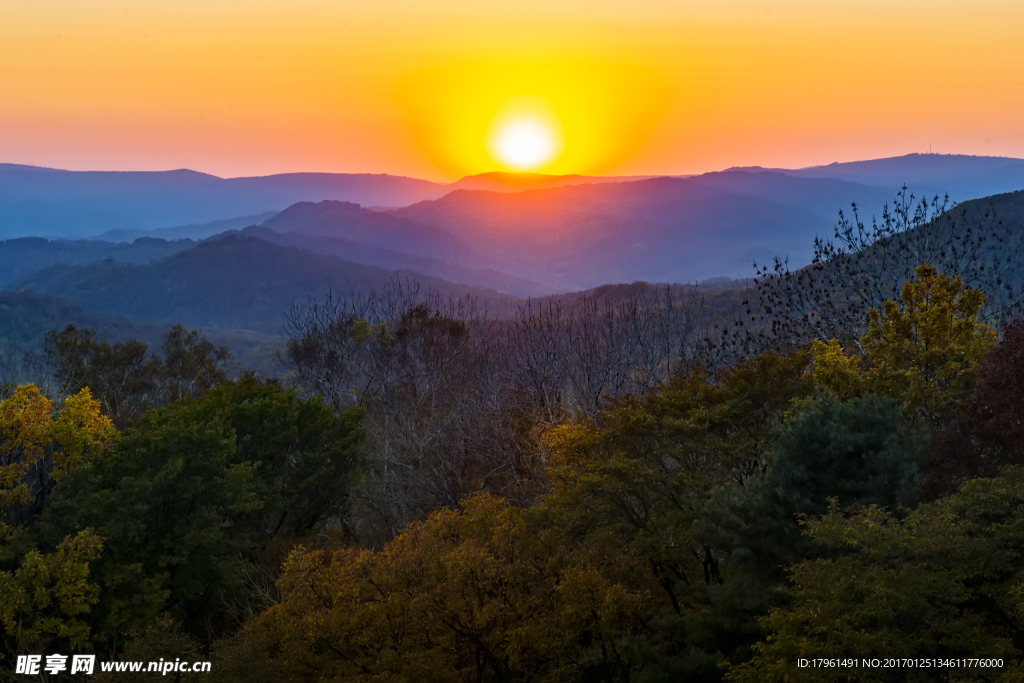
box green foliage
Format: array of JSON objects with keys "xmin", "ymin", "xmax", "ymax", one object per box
[
  {"xmin": 729, "ymin": 466, "xmax": 1024, "ymax": 682},
  {"xmin": 94, "ymin": 616, "xmax": 203, "ymax": 683},
  {"xmin": 539, "ymin": 350, "xmax": 814, "ymax": 679},
  {"xmin": 813, "ymin": 264, "xmax": 997, "ymax": 420},
  {"xmin": 710, "ymin": 390, "xmax": 921, "ymax": 577},
  {"xmin": 41, "ymin": 376, "xmax": 364, "ymax": 642},
  {"xmin": 542, "ymin": 350, "xmax": 813, "ymax": 592}
]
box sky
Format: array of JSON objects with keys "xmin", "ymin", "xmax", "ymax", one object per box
[{"xmin": 3, "ymin": 0, "xmax": 1024, "ymax": 181}]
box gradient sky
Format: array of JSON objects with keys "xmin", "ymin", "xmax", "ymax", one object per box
[{"xmin": 3, "ymin": 0, "xmax": 1024, "ymax": 181}]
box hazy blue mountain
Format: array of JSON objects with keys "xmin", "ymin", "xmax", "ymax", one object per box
[
  {"xmin": 0, "ymin": 236, "xmax": 194, "ymax": 288},
  {"xmin": 0, "ymin": 164, "xmax": 447, "ymax": 238},
  {"xmin": 259, "ymin": 200, "xmax": 471, "ymax": 263},
  {"xmin": 4, "ymin": 152, "xmax": 1022, "ymax": 248},
  {"xmin": 232, "ymin": 226, "xmax": 556, "ymax": 297},
  {"xmin": 449, "ymin": 171, "xmax": 660, "ymax": 193},
  {"xmin": 6, "ymin": 233, "xmax": 514, "ymax": 334},
  {"xmin": 389, "ymin": 172, "xmax": 897, "ymax": 288},
  {"xmin": 776, "ymin": 153, "xmax": 1024, "ymax": 204},
  {"xmin": 94, "ymin": 211, "xmax": 278, "ymax": 242},
  {"xmin": 0, "ymin": 290, "xmax": 166, "ymax": 351},
  {"xmin": 0, "ymin": 290, "xmax": 287, "ymax": 374}
]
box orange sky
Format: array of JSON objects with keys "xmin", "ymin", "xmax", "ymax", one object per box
[{"xmin": 3, "ymin": 0, "xmax": 1024, "ymax": 181}]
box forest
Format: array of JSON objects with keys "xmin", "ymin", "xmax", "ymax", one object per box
[{"xmin": 3, "ymin": 189, "xmax": 1024, "ymax": 682}]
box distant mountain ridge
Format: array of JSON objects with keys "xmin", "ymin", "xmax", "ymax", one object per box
[
  {"xmin": 228, "ymin": 226, "xmax": 556, "ymax": 297},
  {"xmin": 385, "ymin": 172, "xmax": 895, "ymax": 288},
  {"xmin": 728, "ymin": 153, "xmax": 1024, "ymax": 203},
  {"xmin": 449, "ymin": 171, "xmax": 661, "ymax": 193},
  {"xmin": 0, "ymin": 165, "xmax": 449, "ymax": 238},
  {"xmin": 7, "ymin": 184, "xmax": 1024, "ymax": 376},
  {"xmin": 0, "ymin": 236, "xmax": 194, "ymax": 288},
  {"xmin": 5, "ymin": 153, "xmax": 1022, "ymax": 241}
]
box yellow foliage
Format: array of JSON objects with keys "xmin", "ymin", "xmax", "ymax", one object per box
[
  {"xmin": 0, "ymin": 529, "xmax": 103, "ymax": 653},
  {"xmin": 254, "ymin": 494, "xmax": 648, "ymax": 682},
  {"xmin": 0, "ymin": 385, "xmax": 115, "ymax": 532},
  {"xmin": 812, "ymin": 265, "xmax": 997, "ymax": 420},
  {"xmin": 51, "ymin": 388, "xmax": 118, "ymax": 481},
  {"xmin": 810, "ymin": 339, "xmax": 865, "ymax": 401}
]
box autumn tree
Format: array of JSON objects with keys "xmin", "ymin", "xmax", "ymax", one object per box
[
  {"xmin": 0, "ymin": 385, "xmax": 113, "ymax": 673},
  {"xmin": 0, "ymin": 385, "xmax": 115, "ymax": 533},
  {"xmin": 538, "ymin": 350, "xmax": 814, "ymax": 678},
  {"xmin": 249, "ymin": 494, "xmax": 649, "ymax": 683},
  {"xmin": 959, "ymin": 317, "xmax": 1024, "ymax": 461},
  {"xmin": 812, "ymin": 264, "xmax": 996, "ymax": 421}
]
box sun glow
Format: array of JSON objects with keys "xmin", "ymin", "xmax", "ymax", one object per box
[
  {"xmin": 398, "ymin": 61, "xmax": 670, "ymax": 178},
  {"xmin": 490, "ymin": 119, "xmax": 556, "ymax": 170},
  {"xmin": 485, "ymin": 97, "xmax": 564, "ymax": 171}
]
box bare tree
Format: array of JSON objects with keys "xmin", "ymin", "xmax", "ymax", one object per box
[{"xmin": 755, "ymin": 187, "xmax": 1024, "ymax": 347}]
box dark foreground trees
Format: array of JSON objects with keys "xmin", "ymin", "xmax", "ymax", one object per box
[
  {"xmin": 729, "ymin": 467, "xmax": 1024, "ymax": 682},
  {"xmin": 224, "ymin": 262, "xmax": 1024, "ymax": 682},
  {"xmin": 37, "ymin": 376, "xmax": 363, "ymax": 646}
]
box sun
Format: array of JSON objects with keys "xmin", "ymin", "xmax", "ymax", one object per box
[
  {"xmin": 485, "ymin": 96, "xmax": 565, "ymax": 172},
  {"xmin": 490, "ymin": 119, "xmax": 557, "ymax": 171}
]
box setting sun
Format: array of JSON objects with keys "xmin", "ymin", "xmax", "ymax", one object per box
[
  {"xmin": 490, "ymin": 119, "xmax": 558, "ymax": 171},
  {"xmin": 398, "ymin": 62, "xmax": 668, "ymax": 178},
  {"xmin": 485, "ymin": 96, "xmax": 565, "ymax": 171}
]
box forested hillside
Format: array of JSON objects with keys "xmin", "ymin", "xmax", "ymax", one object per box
[{"xmin": 5, "ymin": 243, "xmax": 1024, "ymax": 681}]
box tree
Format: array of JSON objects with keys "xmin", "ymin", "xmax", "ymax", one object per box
[
  {"xmin": 252, "ymin": 494, "xmax": 648, "ymax": 683},
  {"xmin": 959, "ymin": 317, "xmax": 1024, "ymax": 460},
  {"xmin": 40, "ymin": 377, "xmax": 364, "ymax": 643},
  {"xmin": 728, "ymin": 466, "xmax": 1024, "ymax": 682},
  {"xmin": 159, "ymin": 325, "xmax": 233, "ymax": 404},
  {"xmin": 812, "ymin": 265, "xmax": 996, "ymax": 421},
  {"xmin": 707, "ymin": 390, "xmax": 920, "ymax": 579},
  {"xmin": 0, "ymin": 385, "xmax": 115, "ymax": 533},
  {"xmin": 44, "ymin": 324, "xmax": 232, "ymax": 429},
  {"xmin": 756, "ymin": 187, "xmax": 1023, "ymax": 347},
  {"xmin": 0, "ymin": 385, "xmax": 112, "ymax": 672},
  {"xmin": 0, "ymin": 530, "xmax": 103, "ymax": 673},
  {"xmin": 542, "ymin": 350, "xmax": 814, "ymax": 596},
  {"xmin": 538, "ymin": 350, "xmax": 814, "ymax": 679}
]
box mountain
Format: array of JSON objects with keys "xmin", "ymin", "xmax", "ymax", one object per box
[
  {"xmin": 449, "ymin": 172, "xmax": 660, "ymax": 193},
  {"xmin": 0, "ymin": 290, "xmax": 166, "ymax": 351},
  {"xmin": 0, "ymin": 236, "xmax": 195, "ymax": 289},
  {"xmin": 388, "ymin": 172, "xmax": 897, "ymax": 289},
  {"xmin": 4, "ymin": 152, "xmax": 1022, "ymax": 248},
  {"xmin": 94, "ymin": 211, "xmax": 279, "ymax": 242},
  {"xmin": 775, "ymin": 153, "xmax": 1024, "ymax": 204},
  {"xmin": 259, "ymin": 200, "xmax": 471, "ymax": 263},
  {"xmin": 0, "ymin": 290, "xmax": 287, "ymax": 374},
  {"xmin": 0, "ymin": 164, "xmax": 448, "ymax": 238},
  {"xmin": 6, "ymin": 233, "xmax": 515, "ymax": 335},
  {"xmin": 231, "ymin": 226, "xmax": 555, "ymax": 297}
]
